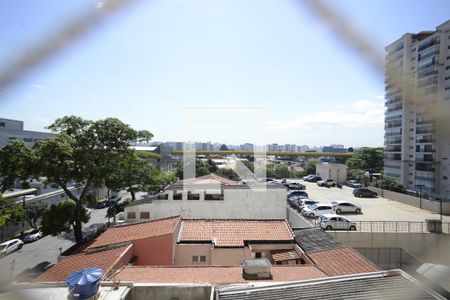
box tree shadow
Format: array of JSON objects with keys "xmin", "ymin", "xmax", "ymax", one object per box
[{"xmin": 13, "ymin": 261, "xmax": 53, "ymax": 282}]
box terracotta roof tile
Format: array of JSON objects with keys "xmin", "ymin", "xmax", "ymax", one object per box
[
  {"xmin": 179, "ymin": 219, "xmax": 294, "ymax": 247},
  {"xmin": 88, "ymin": 216, "xmax": 180, "ymax": 249},
  {"xmin": 37, "ymin": 245, "xmax": 133, "ymax": 282},
  {"xmin": 307, "ymin": 247, "xmax": 381, "ymax": 276},
  {"xmin": 271, "ymin": 250, "xmax": 301, "ymax": 261},
  {"xmin": 116, "ymin": 265, "xmax": 327, "ymax": 284}
]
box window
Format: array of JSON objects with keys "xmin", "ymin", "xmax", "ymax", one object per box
[
  {"xmin": 127, "ymin": 212, "xmax": 136, "ymax": 219},
  {"xmin": 173, "ymin": 192, "xmax": 182, "ymax": 200},
  {"xmin": 188, "ymin": 192, "xmax": 200, "ymax": 200},
  {"xmin": 205, "ymin": 192, "xmax": 224, "ymax": 200},
  {"xmin": 23, "ymin": 137, "xmax": 33, "ymax": 142},
  {"xmin": 255, "ymin": 252, "xmax": 262, "ymax": 258},
  {"xmin": 140, "ymin": 211, "xmax": 150, "ymax": 219},
  {"xmin": 444, "ymin": 176, "xmax": 448, "ymax": 180},
  {"xmin": 446, "ymin": 66, "xmax": 450, "ymax": 70},
  {"xmin": 8, "ymin": 137, "xmax": 17, "ymax": 140},
  {"xmin": 192, "ymin": 256, "xmax": 199, "ymax": 263},
  {"xmin": 0, "ymin": 122, "xmax": 5, "ymax": 127},
  {"xmin": 157, "ymin": 193, "xmax": 168, "ymax": 200},
  {"xmin": 199, "ymin": 255, "xmax": 206, "ymax": 262}
]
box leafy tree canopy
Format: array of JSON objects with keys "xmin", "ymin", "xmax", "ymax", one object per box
[
  {"xmin": 0, "ymin": 194, "xmax": 26, "ymax": 229},
  {"xmin": 41, "ymin": 200, "xmax": 90, "ymax": 236}
]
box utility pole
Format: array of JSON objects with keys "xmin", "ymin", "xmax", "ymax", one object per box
[{"xmin": 417, "ymin": 185, "xmax": 424, "ymax": 209}]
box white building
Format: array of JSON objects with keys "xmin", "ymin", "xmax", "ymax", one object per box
[
  {"xmin": 124, "ymin": 174, "xmax": 288, "ymax": 222},
  {"xmin": 384, "ymin": 20, "xmax": 450, "ymax": 197},
  {"xmin": 316, "ymin": 163, "xmax": 348, "ymax": 184},
  {"xmin": 0, "ymin": 118, "xmax": 53, "ymax": 147}
]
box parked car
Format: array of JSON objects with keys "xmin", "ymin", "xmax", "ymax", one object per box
[
  {"xmin": 288, "ymin": 190, "xmax": 309, "ymax": 198},
  {"xmin": 302, "ymin": 204, "xmax": 334, "ymax": 218},
  {"xmin": 353, "ymin": 188, "xmax": 377, "ymax": 198},
  {"xmin": 318, "ymin": 214, "xmax": 357, "ymax": 231},
  {"xmin": 303, "ymin": 174, "xmax": 315, "ymax": 181},
  {"xmin": 23, "ymin": 228, "xmax": 44, "ymax": 243},
  {"xmin": 305, "ymin": 175, "xmax": 322, "ymax": 182},
  {"xmin": 317, "ymin": 179, "xmax": 336, "ymax": 187},
  {"xmin": 296, "ymin": 199, "xmax": 319, "ymax": 212},
  {"xmin": 346, "ymin": 180, "xmax": 362, "ymax": 188},
  {"xmin": 288, "ymin": 182, "xmax": 306, "ymax": 190},
  {"xmin": 330, "ymin": 201, "xmax": 362, "ymax": 214},
  {"xmin": 0, "ymin": 239, "xmax": 24, "ymax": 256}
]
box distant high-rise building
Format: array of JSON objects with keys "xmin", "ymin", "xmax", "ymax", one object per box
[{"xmin": 384, "ymin": 20, "xmax": 450, "ymax": 197}]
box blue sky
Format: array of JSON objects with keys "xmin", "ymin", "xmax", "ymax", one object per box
[{"xmin": 1, "ymin": 0, "xmax": 449, "ymax": 147}]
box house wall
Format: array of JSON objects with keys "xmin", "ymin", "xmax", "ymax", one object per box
[
  {"xmin": 316, "ymin": 164, "xmax": 348, "ymax": 184},
  {"xmin": 110, "ymin": 245, "xmax": 135, "ymax": 275},
  {"xmin": 133, "ymin": 234, "xmax": 174, "ymax": 265},
  {"xmin": 210, "ymin": 247, "xmax": 251, "ymax": 265},
  {"xmin": 249, "ymin": 243, "xmax": 294, "ymax": 261},
  {"xmin": 175, "ymin": 244, "xmax": 212, "ymax": 265},
  {"xmin": 124, "ymin": 187, "xmax": 287, "ymax": 222}
]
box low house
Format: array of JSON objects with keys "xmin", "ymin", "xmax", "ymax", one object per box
[
  {"xmin": 316, "ymin": 163, "xmax": 348, "ymax": 184},
  {"xmin": 175, "ymin": 219, "xmax": 305, "ymax": 266},
  {"xmin": 124, "ymin": 174, "xmax": 288, "ymax": 222}
]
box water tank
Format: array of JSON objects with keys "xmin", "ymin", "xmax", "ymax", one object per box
[{"xmin": 65, "ymin": 267, "xmax": 103, "ymax": 299}]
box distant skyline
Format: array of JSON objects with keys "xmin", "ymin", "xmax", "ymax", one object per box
[{"xmin": 1, "ymin": 0, "xmax": 450, "ymax": 147}]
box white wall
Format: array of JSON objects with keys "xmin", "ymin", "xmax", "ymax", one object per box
[
  {"xmin": 316, "ymin": 164, "xmax": 348, "ymax": 183},
  {"xmin": 124, "ymin": 187, "xmax": 287, "ymax": 222}
]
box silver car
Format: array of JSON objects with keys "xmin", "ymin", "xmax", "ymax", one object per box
[
  {"xmin": 318, "ymin": 214, "xmax": 357, "ymax": 231},
  {"xmin": 0, "ymin": 239, "xmax": 24, "ymax": 256},
  {"xmin": 330, "ymin": 201, "xmax": 362, "ymax": 214}
]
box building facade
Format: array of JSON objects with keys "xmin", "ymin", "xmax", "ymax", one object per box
[
  {"xmin": 316, "ymin": 163, "xmax": 348, "ymax": 184},
  {"xmin": 384, "ymin": 20, "xmax": 450, "ymax": 197},
  {"xmin": 0, "ymin": 118, "xmax": 53, "ymax": 148}
]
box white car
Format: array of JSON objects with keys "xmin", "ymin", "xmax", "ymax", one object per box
[
  {"xmin": 317, "ymin": 179, "xmax": 336, "ymax": 187},
  {"xmin": 318, "ymin": 214, "xmax": 357, "ymax": 231},
  {"xmin": 302, "ymin": 204, "xmax": 334, "ymax": 218},
  {"xmin": 0, "ymin": 239, "xmax": 24, "ymax": 256},
  {"xmin": 329, "ymin": 201, "xmax": 362, "ymax": 214},
  {"xmin": 23, "ymin": 228, "xmax": 44, "ymax": 243}
]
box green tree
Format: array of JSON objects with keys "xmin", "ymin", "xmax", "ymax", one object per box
[
  {"xmin": 41, "ymin": 200, "xmax": 90, "ymax": 236},
  {"xmin": 207, "ymin": 159, "xmax": 218, "ymax": 173},
  {"xmin": 273, "ymin": 164, "xmax": 292, "ymax": 179},
  {"xmin": 26, "ymin": 200, "xmax": 47, "ymax": 228},
  {"xmin": 106, "ymin": 199, "xmax": 130, "ymax": 219},
  {"xmin": 0, "ymin": 194, "xmax": 26, "ymax": 229},
  {"xmin": 346, "ymin": 147, "xmax": 384, "ymax": 173},
  {"xmin": 219, "ymin": 144, "xmax": 229, "ymax": 151},
  {"xmin": 175, "ymin": 160, "xmax": 210, "ymax": 179},
  {"xmin": 304, "ymin": 161, "xmax": 317, "ymax": 175},
  {"xmin": 0, "ymin": 116, "xmax": 152, "ymax": 242},
  {"xmin": 0, "ymin": 141, "xmax": 34, "ymax": 192},
  {"xmin": 215, "ymin": 168, "xmax": 238, "ymax": 180},
  {"xmin": 376, "ymin": 176, "xmax": 407, "ymax": 194}
]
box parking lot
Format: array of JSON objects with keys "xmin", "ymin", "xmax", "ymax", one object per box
[{"xmin": 289, "ymin": 180, "xmax": 450, "ymax": 223}]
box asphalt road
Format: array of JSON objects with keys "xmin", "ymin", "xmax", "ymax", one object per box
[
  {"xmin": 0, "ymin": 206, "xmax": 109, "ymax": 289},
  {"xmin": 289, "ymin": 180, "xmax": 450, "ymax": 222}
]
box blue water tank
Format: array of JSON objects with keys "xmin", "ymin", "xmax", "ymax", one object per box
[{"xmin": 65, "ymin": 267, "xmax": 104, "ymax": 299}]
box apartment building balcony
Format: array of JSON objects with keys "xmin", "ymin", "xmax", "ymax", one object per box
[
  {"xmin": 386, "ymin": 106, "xmax": 403, "ymax": 113},
  {"xmin": 385, "ymin": 154, "xmax": 402, "ymax": 161},
  {"xmin": 417, "ymin": 38, "xmax": 438, "ymax": 52},
  {"xmin": 385, "ymin": 114, "xmax": 402, "ymax": 122},
  {"xmin": 385, "ymin": 98, "xmax": 402, "ymax": 106},
  {"xmin": 415, "ymin": 157, "xmax": 435, "ymax": 163},
  {"xmin": 385, "ymin": 146, "xmax": 402, "ymax": 152},
  {"xmin": 416, "ymin": 138, "xmax": 436, "ymax": 144},
  {"xmin": 416, "ymin": 149, "xmax": 436, "ymax": 153},
  {"xmin": 415, "ymin": 163, "xmax": 435, "ymax": 172},
  {"xmin": 416, "ymin": 127, "xmax": 435, "ymax": 135},
  {"xmin": 416, "ymin": 120, "xmax": 435, "ymax": 126}
]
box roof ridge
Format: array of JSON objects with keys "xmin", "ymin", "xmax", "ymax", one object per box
[{"xmin": 113, "ymin": 215, "xmax": 181, "ymax": 228}]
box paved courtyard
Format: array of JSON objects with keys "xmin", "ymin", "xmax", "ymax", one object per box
[{"xmin": 291, "ymin": 180, "xmax": 450, "ymax": 223}]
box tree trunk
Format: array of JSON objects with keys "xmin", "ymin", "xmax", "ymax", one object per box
[
  {"xmin": 73, "ymin": 200, "xmax": 83, "ymax": 242},
  {"xmin": 130, "ymin": 191, "xmax": 136, "ymax": 202}
]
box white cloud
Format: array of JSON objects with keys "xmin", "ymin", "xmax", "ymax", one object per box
[
  {"xmin": 271, "ymin": 99, "xmax": 384, "ymax": 130},
  {"xmin": 31, "ymin": 83, "xmax": 48, "ymax": 90}
]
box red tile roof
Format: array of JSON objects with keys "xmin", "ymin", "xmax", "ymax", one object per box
[
  {"xmin": 307, "ymin": 247, "xmax": 381, "ymax": 276},
  {"xmin": 88, "ymin": 216, "xmax": 181, "ymax": 249},
  {"xmin": 179, "ymin": 219, "xmax": 294, "ymax": 247},
  {"xmin": 37, "ymin": 245, "xmax": 133, "ymax": 282},
  {"xmin": 271, "ymin": 250, "xmax": 301, "ymax": 262},
  {"xmin": 115, "ymin": 265, "xmax": 327, "ymax": 284}
]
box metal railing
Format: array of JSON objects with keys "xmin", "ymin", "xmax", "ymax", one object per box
[{"xmin": 315, "ymin": 220, "xmax": 450, "ymax": 234}]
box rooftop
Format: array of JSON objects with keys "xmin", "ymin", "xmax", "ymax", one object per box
[
  {"xmin": 178, "ymin": 219, "xmax": 294, "ymax": 247},
  {"xmin": 115, "ymin": 265, "xmax": 327, "ymax": 284},
  {"xmin": 177, "ymin": 174, "xmax": 238, "ymax": 186},
  {"xmin": 217, "ymin": 270, "xmax": 446, "ymax": 300},
  {"xmin": 307, "ymin": 247, "xmax": 381, "ymax": 277},
  {"xmin": 37, "ymin": 244, "xmax": 133, "ymax": 282},
  {"xmin": 88, "ymin": 216, "xmax": 181, "ymax": 249},
  {"xmin": 294, "ymin": 227, "xmax": 342, "ymax": 253}
]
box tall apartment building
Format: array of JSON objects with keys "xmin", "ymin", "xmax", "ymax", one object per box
[
  {"xmin": 384, "ymin": 20, "xmax": 450, "ymax": 197},
  {"xmin": 0, "ymin": 117, "xmax": 53, "ymax": 148}
]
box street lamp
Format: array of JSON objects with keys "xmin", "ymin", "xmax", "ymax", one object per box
[{"xmin": 417, "ymin": 184, "xmax": 425, "ymax": 209}]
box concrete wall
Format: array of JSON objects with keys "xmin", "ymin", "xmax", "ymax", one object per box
[
  {"xmin": 132, "ymin": 285, "xmax": 212, "ymax": 300},
  {"xmin": 316, "ymin": 164, "xmax": 348, "ymax": 184},
  {"xmin": 368, "ymin": 187, "xmax": 450, "ymax": 215},
  {"xmin": 329, "ymin": 232, "xmax": 450, "ymax": 266},
  {"xmin": 124, "ymin": 187, "xmax": 287, "ymax": 222},
  {"xmin": 133, "ymin": 234, "xmax": 174, "ymax": 265}
]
